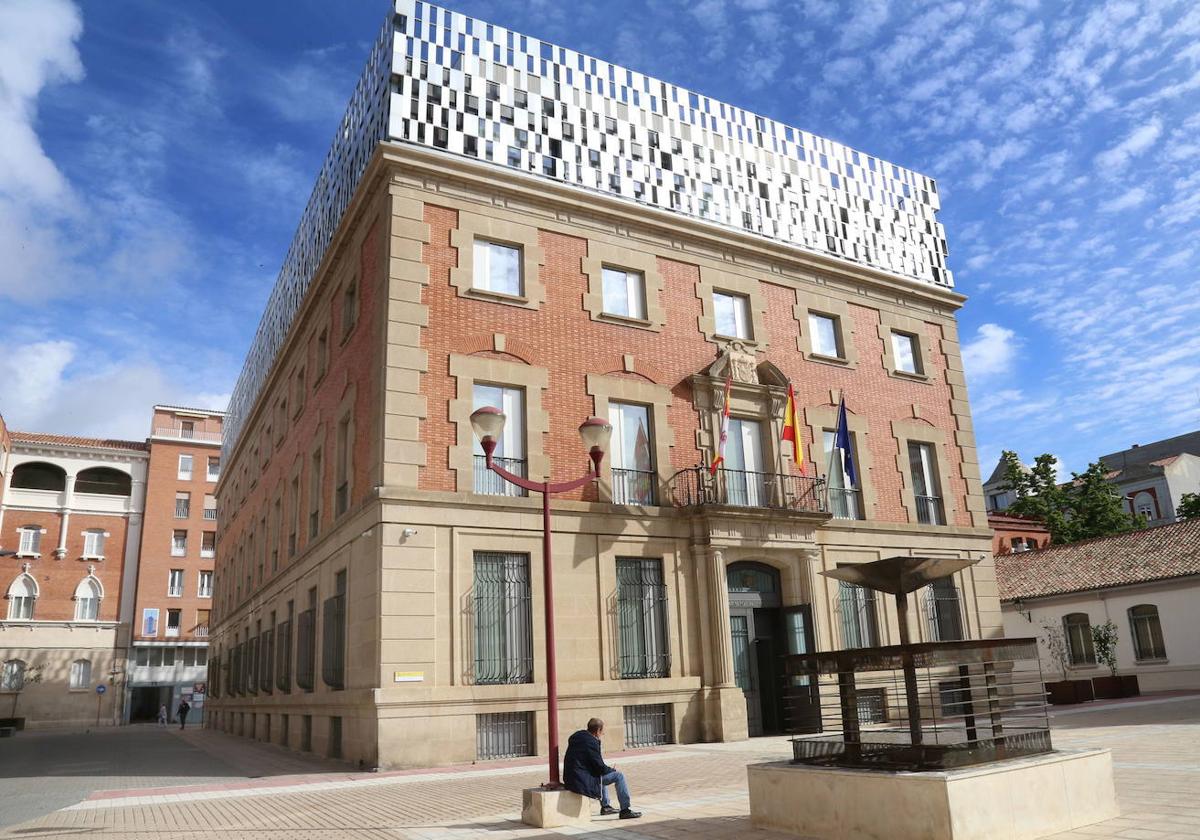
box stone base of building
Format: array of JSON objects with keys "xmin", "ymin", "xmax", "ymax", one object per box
[
  {"xmin": 521, "ymin": 788, "xmax": 592, "ymax": 828},
  {"xmin": 747, "ymin": 749, "xmax": 1117, "ymax": 840}
]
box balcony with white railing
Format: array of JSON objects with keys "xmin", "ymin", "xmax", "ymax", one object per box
[
  {"xmin": 175, "ymin": 500, "xmax": 190, "ymax": 518},
  {"xmin": 154, "ymin": 426, "xmax": 222, "ymax": 443},
  {"xmin": 203, "ymin": 507, "xmax": 217, "ymax": 521}
]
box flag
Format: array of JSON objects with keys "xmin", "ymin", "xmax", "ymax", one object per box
[
  {"xmin": 781, "ymin": 383, "xmax": 804, "ymax": 472},
  {"xmin": 833, "ymin": 397, "xmax": 857, "ymax": 487},
  {"xmin": 710, "ymin": 376, "xmax": 732, "ymax": 475},
  {"xmin": 634, "ymin": 418, "xmax": 652, "ymax": 502}
]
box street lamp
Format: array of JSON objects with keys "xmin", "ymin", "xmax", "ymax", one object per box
[{"xmin": 469, "ymin": 406, "xmax": 612, "ymax": 788}]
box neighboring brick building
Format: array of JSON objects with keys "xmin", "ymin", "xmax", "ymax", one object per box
[
  {"xmin": 208, "ymin": 1, "xmax": 999, "ymax": 768},
  {"xmin": 125, "ymin": 407, "xmax": 223, "ymax": 723},
  {"xmin": 989, "ymin": 512, "xmax": 1051, "ymax": 555},
  {"xmin": 0, "ymin": 431, "xmax": 148, "ymax": 729}
]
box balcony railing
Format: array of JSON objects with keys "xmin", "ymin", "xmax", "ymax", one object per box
[
  {"xmin": 828, "ymin": 487, "xmax": 865, "ymax": 520},
  {"xmin": 192, "ymin": 623, "xmax": 209, "ymax": 637},
  {"xmin": 611, "ymin": 468, "xmax": 656, "ymax": 505},
  {"xmin": 915, "ymin": 494, "xmax": 945, "ymax": 525},
  {"xmin": 165, "ymin": 625, "xmax": 180, "ymax": 638},
  {"xmin": 175, "ymin": 501, "xmax": 190, "ymax": 518},
  {"xmin": 668, "ymin": 466, "xmax": 826, "ymax": 514},
  {"xmin": 154, "ymin": 427, "xmax": 222, "ymax": 443},
  {"xmin": 203, "ymin": 508, "xmax": 217, "ymax": 520},
  {"xmin": 474, "ymin": 455, "xmax": 528, "ymax": 496}
]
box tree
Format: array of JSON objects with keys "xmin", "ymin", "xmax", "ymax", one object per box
[
  {"xmin": 1090, "ymin": 620, "xmax": 1120, "ymax": 676},
  {"xmin": 1000, "ymin": 450, "xmax": 1145, "ymax": 544},
  {"xmin": 1178, "ymin": 492, "xmax": 1200, "ymax": 520},
  {"xmin": 1040, "ymin": 619, "xmax": 1070, "ymax": 681}
]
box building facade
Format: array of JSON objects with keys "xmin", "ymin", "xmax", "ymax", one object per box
[
  {"xmin": 207, "ymin": 0, "xmax": 999, "ymax": 769},
  {"xmin": 988, "ymin": 512, "xmax": 1050, "ymax": 555},
  {"xmin": 1098, "ymin": 432, "xmax": 1200, "ymax": 526},
  {"xmin": 0, "ymin": 432, "xmax": 148, "ymax": 729},
  {"xmin": 124, "ymin": 407, "xmax": 223, "ymax": 723}
]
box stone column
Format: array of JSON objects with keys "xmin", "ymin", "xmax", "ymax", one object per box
[
  {"xmin": 707, "ymin": 547, "xmax": 735, "ymax": 687},
  {"xmin": 55, "ymin": 474, "xmax": 76, "ymax": 558}
]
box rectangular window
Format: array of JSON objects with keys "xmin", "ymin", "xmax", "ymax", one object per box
[
  {"xmin": 722, "ymin": 418, "xmax": 767, "ymax": 507},
  {"xmin": 926, "ymin": 577, "xmax": 964, "ymax": 641},
  {"xmin": 309, "ymin": 450, "xmax": 322, "ymax": 539},
  {"xmin": 839, "ymin": 580, "xmax": 879, "ymax": 648},
  {"xmin": 472, "ymin": 240, "xmax": 523, "ymax": 296},
  {"xmin": 296, "ymin": 589, "xmax": 317, "ymax": 691},
  {"xmin": 171, "ymin": 530, "xmax": 187, "ymax": 556},
  {"xmin": 83, "ymin": 530, "xmax": 106, "ymax": 558},
  {"xmin": 178, "ymin": 454, "xmax": 193, "ymax": 480},
  {"xmin": 180, "ymin": 420, "xmax": 195, "ymax": 439},
  {"xmin": 624, "ymin": 703, "xmax": 673, "ymax": 747},
  {"xmin": 289, "ymin": 476, "xmax": 300, "ymax": 557},
  {"xmin": 713, "ymin": 291, "xmax": 751, "ymax": 339},
  {"xmin": 472, "ymin": 384, "xmax": 527, "ymax": 495},
  {"xmin": 175, "ymin": 491, "xmax": 191, "ymax": 519},
  {"xmin": 260, "ymin": 620, "xmax": 274, "ymax": 694},
  {"xmin": 809, "ymin": 313, "xmax": 842, "ymax": 358},
  {"xmin": 1063, "ymin": 613, "xmax": 1096, "ymax": 665},
  {"xmin": 203, "ymin": 494, "xmax": 217, "ymax": 521},
  {"xmin": 473, "ymin": 552, "xmax": 533, "ymax": 684},
  {"xmin": 142, "ymin": 608, "xmax": 159, "ymax": 637},
  {"xmin": 135, "ymin": 648, "xmax": 149, "ymax": 667},
  {"xmin": 69, "ymin": 659, "xmax": 92, "ymax": 689},
  {"xmin": 207, "ymin": 456, "xmax": 220, "ymax": 481},
  {"xmin": 201, "ymin": 530, "xmax": 216, "ymax": 558},
  {"xmin": 183, "ymin": 647, "xmax": 196, "ymax": 667},
  {"xmin": 321, "ymin": 571, "xmax": 347, "ymax": 690},
  {"xmin": 198, "ymin": 570, "xmax": 213, "ymax": 598},
  {"xmin": 908, "ymin": 442, "xmax": 944, "ymax": 525},
  {"xmin": 18, "ymin": 527, "xmax": 41, "ymax": 556},
  {"xmin": 601, "ymin": 267, "xmax": 647, "ymax": 319},
  {"xmin": 168, "ymin": 569, "xmax": 184, "ymax": 597},
  {"xmin": 822, "ymin": 430, "xmax": 863, "ymax": 520},
  {"xmin": 891, "ymin": 331, "xmax": 923, "ymax": 374},
  {"xmin": 335, "ymin": 415, "xmax": 351, "ymax": 517},
  {"xmin": 476, "ymin": 711, "xmax": 534, "ymax": 760},
  {"xmin": 277, "ymin": 601, "xmax": 293, "ymax": 693},
  {"xmin": 315, "ymin": 328, "xmax": 329, "ymax": 381},
  {"xmin": 341, "ymin": 279, "xmax": 358, "ymax": 338},
  {"xmin": 609, "ymin": 402, "xmax": 655, "ymax": 505},
  {"xmin": 616, "ymin": 559, "xmax": 670, "ymax": 678},
  {"xmin": 1129, "ymin": 605, "xmax": 1167, "ymax": 660}
]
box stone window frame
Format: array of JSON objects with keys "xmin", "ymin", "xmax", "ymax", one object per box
[
  {"xmin": 803, "ymin": 401, "xmax": 876, "ymax": 520},
  {"xmin": 596, "ymin": 540, "xmax": 682, "ymax": 681},
  {"xmin": 891, "ymin": 419, "xmax": 957, "ymax": 526},
  {"xmin": 696, "ymin": 266, "xmax": 769, "ymax": 349},
  {"xmin": 448, "ymin": 353, "xmax": 550, "ymax": 493},
  {"xmin": 449, "ymin": 212, "xmax": 545, "ymax": 310},
  {"xmin": 794, "ymin": 289, "xmax": 858, "ymax": 369},
  {"xmin": 585, "ymin": 374, "xmax": 675, "ymax": 505},
  {"xmin": 693, "ymin": 376, "xmax": 788, "ymax": 475},
  {"xmin": 878, "ymin": 311, "xmax": 934, "ymax": 383},
  {"xmin": 581, "ymin": 241, "xmax": 666, "ymax": 331}
]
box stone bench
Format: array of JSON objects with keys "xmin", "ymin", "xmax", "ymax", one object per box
[{"xmin": 521, "ymin": 787, "xmax": 593, "ymax": 828}]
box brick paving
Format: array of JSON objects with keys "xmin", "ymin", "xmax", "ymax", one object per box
[{"xmin": 2, "ymin": 694, "xmax": 1197, "ymax": 839}]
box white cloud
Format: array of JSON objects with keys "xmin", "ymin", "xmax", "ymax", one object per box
[
  {"xmin": 962, "ymin": 323, "xmax": 1020, "ymax": 380},
  {"xmin": 1099, "ymin": 186, "xmax": 1148, "ymax": 212},
  {"xmin": 1094, "ymin": 116, "xmax": 1163, "ymax": 169}
]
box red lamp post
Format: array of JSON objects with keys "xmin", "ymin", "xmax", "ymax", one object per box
[{"xmin": 469, "ymin": 407, "xmax": 612, "ymax": 788}]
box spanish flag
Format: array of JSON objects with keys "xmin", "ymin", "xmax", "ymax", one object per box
[
  {"xmin": 781, "ymin": 383, "xmax": 804, "ymax": 472},
  {"xmin": 710, "ymin": 376, "xmax": 732, "ymax": 475}
]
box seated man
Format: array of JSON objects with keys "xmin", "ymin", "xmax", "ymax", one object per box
[{"xmin": 562, "ymin": 718, "xmax": 642, "ymax": 819}]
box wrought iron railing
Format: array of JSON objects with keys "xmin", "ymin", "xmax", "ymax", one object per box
[
  {"xmin": 611, "ymin": 468, "xmax": 656, "ymax": 505},
  {"xmin": 473, "ymin": 553, "xmax": 533, "ymax": 684},
  {"xmin": 668, "ymin": 466, "xmax": 826, "ymax": 513},
  {"xmin": 616, "ymin": 559, "xmax": 670, "ymax": 678},
  {"xmin": 925, "ymin": 584, "xmax": 964, "ymax": 642},
  {"xmin": 828, "ymin": 487, "xmax": 864, "ymax": 520},
  {"xmin": 915, "ymin": 494, "xmax": 945, "ymax": 525},
  {"xmin": 474, "ymin": 455, "xmax": 528, "ymax": 496}
]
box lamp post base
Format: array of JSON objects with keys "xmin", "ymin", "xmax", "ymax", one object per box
[{"xmin": 522, "ymin": 787, "xmax": 592, "ymax": 828}]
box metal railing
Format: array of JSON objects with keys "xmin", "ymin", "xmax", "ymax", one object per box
[
  {"xmin": 828, "ymin": 487, "xmax": 864, "ymax": 520},
  {"xmin": 668, "ymin": 466, "xmax": 826, "ymax": 513},
  {"xmin": 473, "ymin": 553, "xmax": 533, "ymax": 684},
  {"xmin": 155, "ymin": 427, "xmax": 222, "ymax": 443},
  {"xmin": 616, "ymin": 559, "xmax": 670, "ymax": 678},
  {"xmin": 611, "ymin": 468, "xmax": 656, "ymax": 505},
  {"xmin": 174, "ymin": 501, "xmax": 190, "ymax": 518},
  {"xmin": 203, "ymin": 508, "xmax": 217, "ymax": 521},
  {"xmin": 192, "ymin": 624, "xmax": 209, "ymax": 637},
  {"xmin": 915, "ymin": 494, "xmax": 945, "ymax": 525},
  {"xmin": 473, "ymin": 455, "xmax": 528, "ymax": 496},
  {"xmin": 624, "ymin": 703, "xmax": 673, "ymax": 747}
]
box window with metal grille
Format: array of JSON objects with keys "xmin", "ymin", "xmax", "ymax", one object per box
[
  {"xmin": 301, "ymin": 714, "xmax": 313, "ymax": 752},
  {"xmin": 296, "ymin": 591, "xmax": 317, "ymax": 691},
  {"xmin": 616, "ymin": 558, "xmax": 670, "ymax": 678},
  {"xmin": 247, "ymin": 634, "xmax": 259, "ymax": 695},
  {"xmin": 925, "ymin": 578, "xmax": 964, "ymax": 641},
  {"xmin": 476, "ymin": 711, "xmax": 534, "ymax": 760},
  {"xmin": 260, "ymin": 626, "xmax": 275, "ymax": 693},
  {"xmin": 473, "ymin": 553, "xmax": 532, "ymax": 684},
  {"xmin": 329, "ymin": 716, "xmax": 343, "ymax": 759},
  {"xmin": 838, "ymin": 579, "xmax": 879, "ymax": 648},
  {"xmin": 1129, "ymin": 604, "xmax": 1167, "ymax": 660},
  {"xmin": 856, "ymin": 688, "xmax": 887, "ymax": 724},
  {"xmin": 277, "ymin": 611, "xmax": 293, "ymax": 692},
  {"xmin": 1063, "ymin": 613, "xmax": 1096, "ymax": 665},
  {"xmin": 322, "ymin": 571, "xmax": 347, "ymax": 690},
  {"xmin": 624, "ymin": 703, "xmax": 672, "ymax": 747}
]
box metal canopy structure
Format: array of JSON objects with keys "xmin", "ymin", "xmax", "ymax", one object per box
[{"xmin": 820, "ymin": 555, "xmax": 977, "ymax": 596}]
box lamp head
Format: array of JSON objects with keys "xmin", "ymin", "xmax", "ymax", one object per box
[
  {"xmin": 469, "ymin": 406, "xmax": 506, "ymax": 459},
  {"xmin": 578, "ymin": 416, "xmax": 612, "ymax": 472}
]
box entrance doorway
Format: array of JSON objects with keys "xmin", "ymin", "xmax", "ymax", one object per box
[
  {"xmin": 130, "ymin": 685, "xmax": 173, "ymax": 722},
  {"xmin": 727, "ymin": 562, "xmax": 821, "ymax": 736}
]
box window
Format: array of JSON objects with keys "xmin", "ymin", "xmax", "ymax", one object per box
[
  {"xmin": 142, "ymin": 608, "xmax": 160, "ymax": 637},
  {"xmin": 196, "ymin": 609, "xmax": 210, "ymax": 636},
  {"xmin": 476, "ymin": 711, "xmax": 533, "ymax": 760},
  {"xmin": 315, "ymin": 328, "xmax": 329, "ymax": 382},
  {"xmin": 76, "ymin": 467, "xmax": 131, "ymax": 495},
  {"xmin": 69, "ymin": 659, "xmax": 92, "ymax": 690},
  {"xmin": 309, "ymin": 450, "xmax": 322, "ymax": 539},
  {"xmin": 135, "ymin": 648, "xmax": 149, "ymax": 667},
  {"xmin": 839, "ymin": 579, "xmax": 879, "ymax": 648},
  {"xmin": 1132, "ymin": 491, "xmax": 1157, "ymax": 520},
  {"xmin": 74, "ymin": 577, "xmax": 101, "ymax": 621},
  {"xmin": 296, "ymin": 589, "xmax": 317, "ymax": 691},
  {"xmin": 473, "ymin": 552, "xmax": 532, "ymax": 684},
  {"xmin": 908, "ymin": 442, "xmax": 945, "ymax": 525},
  {"xmin": 601, "ymin": 267, "xmax": 646, "ymax": 319},
  {"xmin": 713, "ymin": 291, "xmax": 751, "ymax": 339},
  {"xmin": 609, "ymin": 402, "xmax": 655, "ymax": 505},
  {"xmin": 822, "ymin": 430, "xmax": 862, "ymax": 520},
  {"xmin": 335, "ymin": 415, "xmax": 351, "ymax": 517},
  {"xmin": 472, "ymin": 240, "xmax": 523, "ymax": 297},
  {"xmin": 180, "ymin": 420, "xmax": 195, "ymax": 439},
  {"xmin": 207, "ymin": 456, "xmax": 220, "ymax": 481},
  {"xmin": 277, "ymin": 601, "xmax": 293, "ymax": 693},
  {"xmin": 341, "ymin": 278, "xmax": 358, "ymax": 338},
  {"xmin": 891, "ymin": 332, "xmax": 923, "ymax": 375},
  {"xmin": 172, "ymin": 530, "xmax": 187, "ymax": 556},
  {"xmin": 616, "ymin": 559, "xmax": 670, "ymax": 678},
  {"xmin": 11, "ymin": 462, "xmax": 66, "ymax": 491},
  {"xmin": 1129, "ymin": 605, "xmax": 1167, "ymax": 660},
  {"xmin": 624, "ymin": 704, "xmax": 673, "ymax": 747},
  {"xmin": 260, "ymin": 613, "xmax": 275, "ymax": 693},
  {"xmin": 809, "ymin": 313, "xmax": 843, "ymax": 358},
  {"xmin": 6, "ymin": 574, "xmax": 36, "ymax": 620},
  {"xmin": 166, "ymin": 609, "xmax": 181, "ymax": 637},
  {"xmin": 175, "ymin": 491, "xmax": 191, "ymax": 519},
  {"xmin": 1063, "ymin": 613, "xmax": 1096, "ymax": 665},
  {"xmin": 1, "ymin": 660, "xmax": 26, "ymax": 691},
  {"xmin": 201, "ymin": 531, "xmax": 215, "ymax": 558},
  {"xmin": 721, "ymin": 418, "xmax": 767, "ymax": 507},
  {"xmin": 178, "ymin": 454, "xmax": 194, "ymax": 480},
  {"xmin": 168, "ymin": 569, "xmax": 184, "ymax": 597},
  {"xmin": 926, "ymin": 577, "xmax": 963, "ymax": 641},
  {"xmin": 322, "ymin": 570, "xmax": 347, "ymax": 690},
  {"xmin": 198, "ymin": 570, "xmax": 213, "ymax": 598},
  {"xmin": 17, "ymin": 526, "xmax": 42, "ymax": 557},
  {"xmin": 82, "ymin": 529, "xmax": 106, "ymax": 558},
  {"xmin": 289, "ymin": 476, "xmax": 300, "ymax": 557},
  {"xmin": 472, "ymin": 384, "xmax": 526, "ymax": 495}
]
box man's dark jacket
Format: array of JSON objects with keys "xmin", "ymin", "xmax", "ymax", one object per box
[{"xmin": 562, "ymin": 729, "xmax": 613, "ymax": 799}]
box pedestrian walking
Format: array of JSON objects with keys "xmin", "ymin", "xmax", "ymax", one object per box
[
  {"xmin": 157, "ymin": 704, "xmax": 168, "ymax": 726},
  {"xmin": 562, "ymin": 718, "xmax": 641, "ymax": 819},
  {"xmin": 177, "ymin": 699, "xmax": 190, "ymax": 730}
]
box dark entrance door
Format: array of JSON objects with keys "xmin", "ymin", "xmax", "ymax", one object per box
[{"xmin": 727, "ymin": 563, "xmax": 783, "ymax": 736}]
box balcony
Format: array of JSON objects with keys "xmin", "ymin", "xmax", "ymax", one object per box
[
  {"xmin": 473, "ymin": 455, "xmax": 528, "ymax": 496},
  {"xmin": 203, "ymin": 508, "xmax": 217, "ymax": 521},
  {"xmin": 192, "ymin": 624, "xmax": 210, "ymax": 637},
  {"xmin": 154, "ymin": 427, "xmax": 222, "ymax": 443},
  {"xmin": 915, "ymin": 494, "xmax": 945, "ymax": 526},
  {"xmin": 165, "ymin": 625, "xmax": 180, "ymax": 638},
  {"xmin": 175, "ymin": 501, "xmax": 190, "ymax": 518},
  {"xmin": 668, "ymin": 466, "xmax": 826, "ymax": 514},
  {"xmin": 828, "ymin": 487, "xmax": 865, "ymax": 520},
  {"xmin": 611, "ymin": 468, "xmax": 656, "ymax": 505}
]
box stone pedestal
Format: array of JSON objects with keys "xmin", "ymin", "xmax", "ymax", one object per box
[
  {"xmin": 521, "ymin": 788, "xmax": 592, "ymax": 828},
  {"xmin": 747, "ymin": 749, "xmax": 1118, "ymax": 840}
]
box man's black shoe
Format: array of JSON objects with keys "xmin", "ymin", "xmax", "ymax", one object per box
[
  {"xmin": 599, "ymin": 805, "xmax": 618, "ymax": 816},
  {"xmin": 619, "ymin": 809, "xmax": 642, "ymax": 820}
]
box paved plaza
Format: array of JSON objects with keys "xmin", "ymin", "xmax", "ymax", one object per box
[{"xmin": 1, "ymin": 694, "xmax": 1197, "ymax": 839}]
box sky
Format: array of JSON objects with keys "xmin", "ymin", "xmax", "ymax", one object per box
[{"xmin": 0, "ymin": 0, "xmax": 1198, "ymax": 476}]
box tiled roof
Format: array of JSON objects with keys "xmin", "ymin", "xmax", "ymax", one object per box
[
  {"xmin": 988, "ymin": 512, "xmax": 1049, "ymax": 528},
  {"xmin": 11, "ymin": 431, "xmax": 149, "ymax": 452},
  {"xmin": 996, "ymin": 518, "xmax": 1200, "ymax": 601}
]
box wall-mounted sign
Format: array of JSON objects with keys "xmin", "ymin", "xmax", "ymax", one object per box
[{"xmin": 393, "ymin": 671, "xmax": 424, "ymax": 683}]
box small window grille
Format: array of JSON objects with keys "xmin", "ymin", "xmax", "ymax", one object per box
[
  {"xmin": 856, "ymin": 688, "xmax": 887, "ymax": 724},
  {"xmin": 476, "ymin": 711, "xmax": 534, "ymax": 760},
  {"xmin": 623, "ymin": 703, "xmax": 672, "ymax": 748}
]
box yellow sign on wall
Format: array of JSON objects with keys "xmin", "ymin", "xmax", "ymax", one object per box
[{"xmin": 394, "ymin": 671, "xmax": 424, "ymax": 683}]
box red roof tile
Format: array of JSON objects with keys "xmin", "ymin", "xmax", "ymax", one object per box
[{"xmin": 11, "ymin": 431, "xmax": 149, "ymax": 452}]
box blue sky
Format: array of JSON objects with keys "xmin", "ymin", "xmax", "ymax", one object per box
[{"xmin": 1, "ymin": 0, "xmax": 1198, "ymax": 476}]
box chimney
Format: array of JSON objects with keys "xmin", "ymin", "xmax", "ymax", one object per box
[{"xmin": 1131, "ymin": 444, "xmax": 1139, "ymax": 448}]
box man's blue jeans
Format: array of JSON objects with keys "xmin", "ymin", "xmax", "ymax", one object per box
[{"xmin": 598, "ymin": 770, "xmax": 631, "ymax": 811}]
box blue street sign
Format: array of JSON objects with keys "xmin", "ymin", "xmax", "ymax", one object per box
[{"xmin": 95, "ymin": 684, "xmax": 106, "ymax": 695}]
